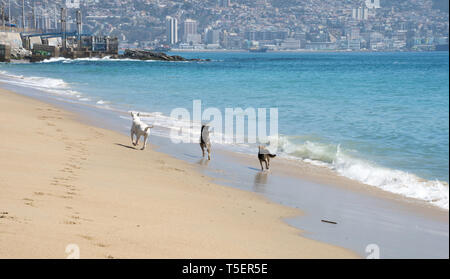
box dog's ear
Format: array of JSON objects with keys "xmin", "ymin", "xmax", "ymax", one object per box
[
  {"xmin": 137, "ymin": 112, "xmax": 140, "ymax": 117},
  {"xmin": 131, "ymin": 111, "xmax": 135, "ymax": 117}
]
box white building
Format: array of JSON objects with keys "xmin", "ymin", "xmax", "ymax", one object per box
[
  {"xmin": 365, "ymin": 0, "xmax": 381, "ymax": 9},
  {"xmin": 349, "ymin": 27, "xmax": 361, "ymax": 40},
  {"xmin": 219, "ymin": 0, "xmax": 231, "ymax": 7},
  {"xmin": 66, "ymin": 0, "xmax": 81, "ymax": 9},
  {"xmin": 280, "ymin": 38, "xmax": 301, "ymax": 49},
  {"xmin": 183, "ymin": 19, "xmax": 199, "ymax": 43},
  {"xmin": 166, "ymin": 16, "xmax": 178, "ymax": 45},
  {"xmin": 352, "ymin": 7, "xmax": 369, "ymax": 20},
  {"xmin": 205, "ymin": 28, "xmax": 220, "ymax": 45}
]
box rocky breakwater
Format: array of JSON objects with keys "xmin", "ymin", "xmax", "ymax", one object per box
[{"xmin": 120, "ymin": 49, "xmax": 210, "ymax": 62}]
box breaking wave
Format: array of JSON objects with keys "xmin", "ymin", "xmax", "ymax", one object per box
[{"xmin": 277, "ymin": 135, "xmax": 449, "ymax": 209}]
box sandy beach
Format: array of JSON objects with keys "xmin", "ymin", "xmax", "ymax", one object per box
[{"xmin": 0, "ymin": 88, "xmax": 358, "ymax": 259}]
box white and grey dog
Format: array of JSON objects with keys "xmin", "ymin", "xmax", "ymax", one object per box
[
  {"xmin": 130, "ymin": 112, "xmax": 153, "ymax": 150},
  {"xmin": 200, "ymin": 124, "xmax": 212, "ymax": 160}
]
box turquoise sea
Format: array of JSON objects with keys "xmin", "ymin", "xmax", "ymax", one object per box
[{"xmin": 1, "ymin": 51, "xmax": 448, "ymax": 209}]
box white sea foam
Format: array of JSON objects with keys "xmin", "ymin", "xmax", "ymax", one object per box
[
  {"xmin": 40, "ymin": 56, "xmax": 145, "ymax": 64},
  {"xmin": 0, "ymin": 70, "xmax": 86, "ymax": 100},
  {"xmin": 0, "ymin": 70, "xmax": 114, "ymax": 111},
  {"xmin": 39, "ymin": 57, "xmax": 72, "ymax": 63},
  {"xmin": 277, "ymin": 135, "xmax": 449, "ymax": 210},
  {"xmin": 39, "ymin": 56, "xmax": 194, "ymax": 64}
]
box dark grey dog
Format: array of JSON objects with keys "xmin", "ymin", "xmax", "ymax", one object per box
[
  {"xmin": 258, "ymin": 145, "xmax": 276, "ymax": 171},
  {"xmin": 200, "ymin": 124, "xmax": 211, "ymax": 160}
]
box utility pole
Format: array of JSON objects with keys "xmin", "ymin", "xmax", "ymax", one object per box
[
  {"xmin": 1, "ymin": 5, "xmax": 5, "ymax": 31},
  {"xmin": 61, "ymin": 7, "xmax": 67, "ymax": 50},
  {"xmin": 32, "ymin": 3, "xmax": 36, "ymax": 30},
  {"xmin": 8, "ymin": 0, "xmax": 10, "ymax": 31},
  {"xmin": 76, "ymin": 9, "xmax": 82, "ymax": 50},
  {"xmin": 54, "ymin": 5, "xmax": 57, "ymax": 30},
  {"xmin": 22, "ymin": 0, "xmax": 25, "ymax": 30}
]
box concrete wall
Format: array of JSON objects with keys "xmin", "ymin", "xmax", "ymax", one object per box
[
  {"xmin": 29, "ymin": 37, "xmax": 43, "ymax": 49},
  {"xmin": 0, "ymin": 31, "xmax": 23, "ymax": 49},
  {"xmin": 47, "ymin": 37, "xmax": 62, "ymax": 47}
]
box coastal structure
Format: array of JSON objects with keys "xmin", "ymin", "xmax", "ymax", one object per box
[
  {"xmin": 48, "ymin": 8, "xmax": 117, "ymax": 59},
  {"xmin": 0, "ymin": 7, "xmax": 120, "ymax": 62},
  {"xmin": 1, "ymin": 10, "xmax": 195, "ymax": 64}
]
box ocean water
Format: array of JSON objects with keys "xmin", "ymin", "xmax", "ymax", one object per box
[{"xmin": 1, "ymin": 52, "xmax": 448, "ymax": 209}]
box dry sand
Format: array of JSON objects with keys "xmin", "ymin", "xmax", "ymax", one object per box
[{"xmin": 0, "ymin": 89, "xmax": 357, "ymax": 259}]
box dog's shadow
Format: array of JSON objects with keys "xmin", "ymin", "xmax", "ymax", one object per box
[
  {"xmin": 248, "ymin": 167, "xmax": 262, "ymax": 172},
  {"xmin": 115, "ymin": 143, "xmax": 137, "ymax": 150},
  {"xmin": 197, "ymin": 158, "xmax": 210, "ymax": 166},
  {"xmin": 253, "ymin": 171, "xmax": 269, "ymax": 193}
]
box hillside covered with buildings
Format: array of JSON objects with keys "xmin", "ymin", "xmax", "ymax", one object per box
[{"xmin": 2, "ymin": 0, "xmax": 449, "ymax": 51}]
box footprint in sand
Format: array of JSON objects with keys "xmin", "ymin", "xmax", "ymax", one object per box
[
  {"xmin": 95, "ymin": 243, "xmax": 109, "ymax": 248},
  {"xmin": 66, "ymin": 164, "xmax": 81, "ymax": 170},
  {"xmin": 0, "ymin": 212, "xmax": 19, "ymax": 223},
  {"xmin": 23, "ymin": 198, "xmax": 35, "ymax": 207},
  {"xmin": 78, "ymin": 234, "xmax": 94, "ymax": 241},
  {"xmin": 60, "ymin": 168, "xmax": 74, "ymax": 173},
  {"xmin": 77, "ymin": 235, "xmax": 109, "ymax": 249}
]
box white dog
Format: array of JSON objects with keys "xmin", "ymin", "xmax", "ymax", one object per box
[{"xmin": 130, "ymin": 112, "xmax": 153, "ymax": 150}]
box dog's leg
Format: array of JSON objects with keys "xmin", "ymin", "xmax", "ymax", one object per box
[
  {"xmin": 134, "ymin": 136, "xmax": 140, "ymax": 149},
  {"xmin": 260, "ymin": 160, "xmax": 264, "ymax": 171},
  {"xmin": 267, "ymin": 157, "xmax": 270, "ymax": 169},
  {"xmin": 265, "ymin": 160, "xmax": 269, "ymax": 170},
  {"xmin": 207, "ymin": 144, "xmax": 211, "ymax": 160},
  {"xmin": 141, "ymin": 134, "xmax": 148, "ymax": 150},
  {"xmin": 131, "ymin": 131, "xmax": 136, "ymax": 146},
  {"xmin": 200, "ymin": 143, "xmax": 205, "ymax": 157}
]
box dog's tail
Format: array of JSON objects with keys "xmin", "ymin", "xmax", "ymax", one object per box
[
  {"xmin": 144, "ymin": 125, "xmax": 154, "ymax": 132},
  {"xmin": 268, "ymin": 154, "xmax": 276, "ymax": 158}
]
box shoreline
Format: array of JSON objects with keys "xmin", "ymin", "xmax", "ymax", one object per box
[
  {"xmin": 0, "ymin": 88, "xmax": 359, "ymax": 258},
  {"xmin": 1, "ymin": 81, "xmax": 448, "ymax": 258},
  {"xmin": 169, "ymin": 49, "xmax": 449, "ymax": 53},
  {"xmin": 0, "ymin": 68, "xmax": 447, "ymax": 211}
]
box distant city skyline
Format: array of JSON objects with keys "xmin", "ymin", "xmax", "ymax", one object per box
[{"xmin": 2, "ymin": 0, "xmax": 449, "ymax": 51}]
